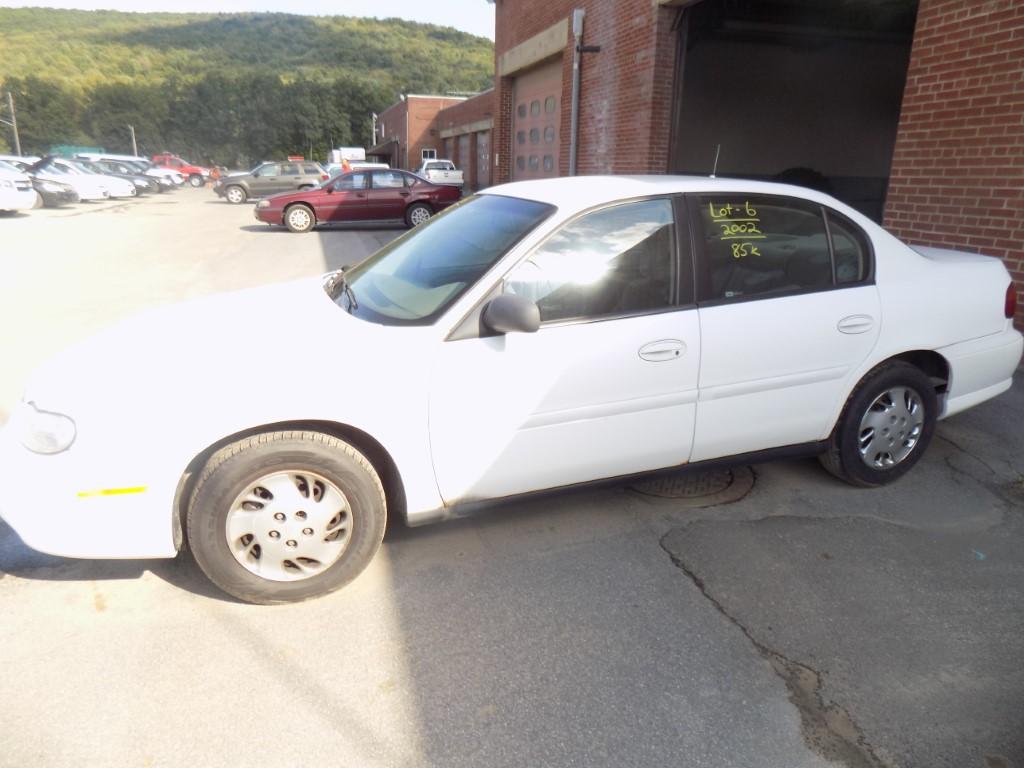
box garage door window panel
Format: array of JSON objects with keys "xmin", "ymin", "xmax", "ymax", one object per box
[
  {"xmin": 692, "ymin": 195, "xmax": 836, "ymax": 303},
  {"xmin": 505, "ymin": 199, "xmax": 680, "ymax": 325}
]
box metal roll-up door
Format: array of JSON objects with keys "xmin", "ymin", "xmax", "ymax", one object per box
[
  {"xmin": 512, "ymin": 59, "xmax": 562, "ymax": 181},
  {"xmin": 476, "ymin": 130, "xmax": 490, "ymax": 189}
]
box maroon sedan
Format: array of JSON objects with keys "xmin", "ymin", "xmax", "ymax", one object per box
[{"xmin": 253, "ymin": 168, "xmax": 462, "ymax": 232}]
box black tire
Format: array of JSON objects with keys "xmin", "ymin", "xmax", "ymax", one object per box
[
  {"xmin": 405, "ymin": 202, "xmax": 432, "ymax": 228},
  {"xmin": 284, "ymin": 203, "xmax": 316, "ymax": 233},
  {"xmin": 225, "ymin": 185, "xmax": 247, "ymax": 204},
  {"xmin": 188, "ymin": 174, "xmax": 205, "ymax": 188},
  {"xmin": 298, "ymin": 184, "xmax": 314, "ymax": 190},
  {"xmin": 819, "ymin": 361, "xmax": 937, "ymax": 487},
  {"xmin": 186, "ymin": 430, "xmax": 386, "ymax": 604}
]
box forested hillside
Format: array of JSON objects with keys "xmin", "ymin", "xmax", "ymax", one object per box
[{"xmin": 0, "ymin": 8, "xmax": 494, "ymax": 164}]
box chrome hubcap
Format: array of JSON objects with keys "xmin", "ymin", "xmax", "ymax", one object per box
[
  {"xmin": 857, "ymin": 386, "xmax": 925, "ymax": 470},
  {"xmin": 410, "ymin": 207, "xmax": 430, "ymax": 225},
  {"xmin": 288, "ymin": 208, "xmax": 312, "ymax": 230},
  {"xmin": 225, "ymin": 471, "xmax": 352, "ymax": 582}
]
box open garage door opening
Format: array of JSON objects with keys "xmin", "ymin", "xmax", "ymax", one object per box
[{"xmin": 670, "ymin": 0, "xmax": 918, "ymax": 222}]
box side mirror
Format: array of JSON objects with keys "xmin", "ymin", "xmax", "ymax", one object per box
[
  {"xmin": 324, "ymin": 184, "xmax": 334, "ymax": 194},
  {"xmin": 482, "ymin": 293, "xmax": 540, "ymax": 335}
]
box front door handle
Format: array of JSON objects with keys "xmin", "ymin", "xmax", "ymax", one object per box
[
  {"xmin": 837, "ymin": 314, "xmax": 874, "ymax": 334},
  {"xmin": 639, "ymin": 339, "xmax": 686, "ymax": 362}
]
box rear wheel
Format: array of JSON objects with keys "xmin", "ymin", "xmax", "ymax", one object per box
[
  {"xmin": 225, "ymin": 185, "xmax": 246, "ymax": 204},
  {"xmin": 406, "ymin": 202, "xmax": 432, "ymax": 227},
  {"xmin": 285, "ymin": 204, "xmax": 316, "ymax": 233},
  {"xmin": 186, "ymin": 431, "xmax": 387, "ymax": 604},
  {"xmin": 820, "ymin": 361, "xmax": 937, "ymax": 486}
]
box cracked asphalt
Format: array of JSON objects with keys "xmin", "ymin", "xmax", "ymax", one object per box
[{"xmin": 1, "ymin": 191, "xmax": 1022, "ymax": 767}]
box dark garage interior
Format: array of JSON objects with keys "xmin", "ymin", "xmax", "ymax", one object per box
[{"xmin": 670, "ymin": 0, "xmax": 919, "ymax": 221}]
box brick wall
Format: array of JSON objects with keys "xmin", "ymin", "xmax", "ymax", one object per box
[
  {"xmin": 493, "ymin": 0, "xmax": 677, "ymax": 183},
  {"xmin": 375, "ymin": 96, "xmax": 465, "ymax": 171},
  {"xmin": 884, "ymin": 0, "xmax": 1024, "ymax": 327}
]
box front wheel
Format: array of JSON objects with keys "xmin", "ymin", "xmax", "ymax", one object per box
[
  {"xmin": 405, "ymin": 202, "xmax": 432, "ymax": 227},
  {"xmin": 819, "ymin": 361, "xmax": 937, "ymax": 487},
  {"xmin": 285, "ymin": 204, "xmax": 316, "ymax": 233},
  {"xmin": 186, "ymin": 431, "xmax": 387, "ymax": 604},
  {"xmin": 225, "ymin": 185, "xmax": 246, "ymax": 204},
  {"xmin": 189, "ymin": 174, "xmax": 205, "ymax": 188}
]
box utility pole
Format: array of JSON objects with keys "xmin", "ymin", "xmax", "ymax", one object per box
[
  {"xmin": 2, "ymin": 91, "xmax": 21, "ymax": 156},
  {"xmin": 128, "ymin": 124, "xmax": 138, "ymax": 157}
]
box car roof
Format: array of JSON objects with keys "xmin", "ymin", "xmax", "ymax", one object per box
[{"xmin": 479, "ymin": 174, "xmax": 849, "ymax": 214}]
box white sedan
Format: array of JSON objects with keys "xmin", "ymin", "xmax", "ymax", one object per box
[{"xmin": 2, "ymin": 176, "xmax": 1021, "ymax": 603}]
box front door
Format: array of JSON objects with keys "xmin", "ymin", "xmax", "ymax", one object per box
[
  {"xmin": 429, "ymin": 197, "xmax": 700, "ymax": 503},
  {"xmin": 687, "ymin": 193, "xmax": 882, "ymax": 461},
  {"xmin": 319, "ymin": 172, "xmax": 369, "ymax": 222}
]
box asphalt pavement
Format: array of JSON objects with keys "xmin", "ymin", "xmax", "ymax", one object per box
[{"xmin": 0, "ymin": 189, "xmax": 1021, "ymax": 768}]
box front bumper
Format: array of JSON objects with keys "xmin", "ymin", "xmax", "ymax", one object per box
[{"xmin": 0, "ymin": 423, "xmax": 179, "ymax": 559}]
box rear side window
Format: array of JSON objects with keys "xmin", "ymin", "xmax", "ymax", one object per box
[
  {"xmin": 692, "ymin": 195, "xmax": 872, "ymax": 302},
  {"xmin": 372, "ymin": 170, "xmax": 406, "ymax": 189},
  {"xmin": 280, "ymin": 163, "xmax": 300, "ymax": 176},
  {"xmin": 302, "ymin": 164, "xmax": 322, "ymax": 175}
]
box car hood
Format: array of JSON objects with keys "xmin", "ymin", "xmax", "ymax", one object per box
[
  {"xmin": 266, "ymin": 188, "xmax": 326, "ymax": 205},
  {"xmin": 23, "ymin": 277, "xmax": 426, "ymax": 435}
]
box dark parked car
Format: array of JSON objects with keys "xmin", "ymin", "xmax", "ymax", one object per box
[
  {"xmin": 214, "ymin": 161, "xmax": 328, "ymax": 204},
  {"xmin": 253, "ymin": 169, "xmax": 462, "ymax": 232},
  {"xmin": 78, "ymin": 160, "xmax": 159, "ymax": 194},
  {"xmin": 0, "ymin": 159, "xmax": 79, "ymax": 207}
]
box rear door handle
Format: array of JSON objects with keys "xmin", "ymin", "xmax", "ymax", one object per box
[
  {"xmin": 837, "ymin": 314, "xmax": 874, "ymax": 334},
  {"xmin": 639, "ymin": 339, "xmax": 686, "ymax": 362}
]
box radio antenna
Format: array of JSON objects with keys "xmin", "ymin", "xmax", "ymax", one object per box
[{"xmin": 710, "ymin": 144, "xmax": 721, "ymax": 178}]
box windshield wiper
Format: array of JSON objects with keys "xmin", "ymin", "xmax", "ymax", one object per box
[{"xmin": 325, "ymin": 269, "xmax": 358, "ymax": 313}]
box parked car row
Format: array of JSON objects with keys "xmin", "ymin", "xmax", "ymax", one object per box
[{"xmin": 0, "ymin": 152, "xmax": 192, "ymax": 211}]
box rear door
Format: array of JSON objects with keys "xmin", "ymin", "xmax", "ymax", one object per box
[
  {"xmin": 688, "ymin": 193, "xmax": 881, "ymax": 461},
  {"xmin": 364, "ymin": 170, "xmax": 411, "ymax": 220}
]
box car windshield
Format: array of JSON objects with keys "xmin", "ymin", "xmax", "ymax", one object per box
[{"xmin": 326, "ymin": 194, "xmax": 555, "ymax": 325}]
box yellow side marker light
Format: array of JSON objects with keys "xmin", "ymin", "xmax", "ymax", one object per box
[{"xmin": 76, "ymin": 486, "xmax": 147, "ymax": 498}]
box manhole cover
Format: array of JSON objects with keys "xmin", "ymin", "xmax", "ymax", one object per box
[{"xmin": 629, "ymin": 466, "xmax": 755, "ymax": 508}]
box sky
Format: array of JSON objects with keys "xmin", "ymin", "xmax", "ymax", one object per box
[{"xmin": 0, "ymin": 0, "xmax": 496, "ymax": 38}]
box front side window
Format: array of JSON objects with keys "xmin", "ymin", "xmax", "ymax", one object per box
[
  {"xmin": 695, "ymin": 195, "xmax": 832, "ymax": 301},
  {"xmin": 329, "ymin": 195, "xmax": 555, "ymax": 325},
  {"xmin": 334, "ymin": 173, "xmax": 368, "ymax": 190},
  {"xmin": 505, "ymin": 198, "xmax": 676, "ymax": 324}
]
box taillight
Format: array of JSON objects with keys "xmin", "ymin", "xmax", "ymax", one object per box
[
  {"xmin": 321, "ymin": 174, "xmax": 328, "ymax": 180},
  {"xmin": 1007, "ymin": 282, "xmax": 1018, "ymax": 319}
]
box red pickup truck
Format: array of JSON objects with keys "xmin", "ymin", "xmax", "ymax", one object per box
[{"xmin": 151, "ymin": 154, "xmax": 211, "ymax": 187}]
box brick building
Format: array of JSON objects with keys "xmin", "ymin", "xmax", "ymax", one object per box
[
  {"xmin": 487, "ymin": 0, "xmax": 1023, "ymax": 325},
  {"xmin": 369, "ymin": 94, "xmax": 467, "ymax": 172}
]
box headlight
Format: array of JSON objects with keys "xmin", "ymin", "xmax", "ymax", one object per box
[
  {"xmin": 257, "ymin": 200, "xmax": 270, "ymax": 208},
  {"xmin": 14, "ymin": 401, "xmax": 77, "ymax": 454}
]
